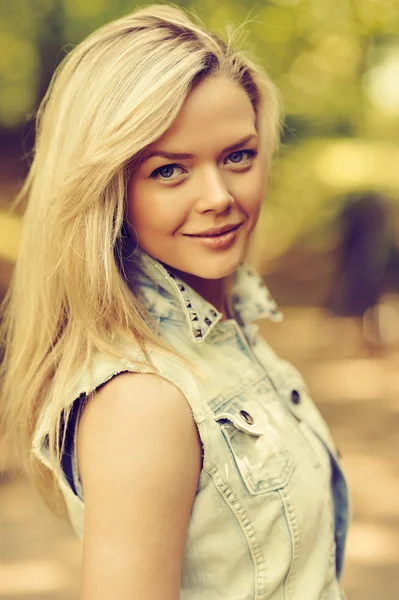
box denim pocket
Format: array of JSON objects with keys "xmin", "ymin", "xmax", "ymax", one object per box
[{"xmin": 214, "ymin": 406, "xmax": 295, "ymax": 495}]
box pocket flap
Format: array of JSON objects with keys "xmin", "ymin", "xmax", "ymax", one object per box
[
  {"xmin": 214, "ymin": 404, "xmax": 294, "ymax": 495},
  {"xmin": 214, "ymin": 408, "xmax": 268, "ymax": 436}
]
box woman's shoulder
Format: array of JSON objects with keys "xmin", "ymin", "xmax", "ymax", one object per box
[
  {"xmin": 30, "ymin": 346, "xmax": 206, "ymax": 537},
  {"xmin": 32, "ymin": 340, "xmax": 206, "ymax": 477},
  {"xmin": 78, "ymin": 371, "xmax": 203, "ymax": 477},
  {"xmin": 77, "ymin": 371, "xmax": 203, "ymax": 494},
  {"xmin": 77, "ymin": 372, "xmax": 203, "ymax": 597}
]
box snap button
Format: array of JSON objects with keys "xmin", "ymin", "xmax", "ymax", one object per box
[
  {"xmin": 291, "ymin": 389, "xmax": 301, "ymax": 405},
  {"xmin": 239, "ymin": 410, "xmax": 254, "ymax": 425}
]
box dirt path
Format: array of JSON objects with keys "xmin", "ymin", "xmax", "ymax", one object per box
[{"xmin": 1, "ymin": 308, "xmax": 398, "ymax": 599}]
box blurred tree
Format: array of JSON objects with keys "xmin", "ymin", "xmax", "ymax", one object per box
[
  {"xmin": 327, "ymin": 192, "xmax": 397, "ymax": 317},
  {"xmin": 0, "ymin": 0, "xmax": 398, "ymax": 303}
]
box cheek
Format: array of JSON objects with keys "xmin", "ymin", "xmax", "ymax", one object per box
[
  {"xmin": 235, "ymin": 168, "xmax": 265, "ymax": 217},
  {"xmin": 126, "ymin": 180, "xmax": 181, "ymax": 235}
]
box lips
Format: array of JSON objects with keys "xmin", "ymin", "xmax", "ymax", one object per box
[{"xmin": 184, "ymin": 223, "xmax": 242, "ymax": 237}]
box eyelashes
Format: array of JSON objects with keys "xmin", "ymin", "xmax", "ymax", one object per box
[
  {"xmin": 226, "ymin": 149, "xmax": 257, "ymax": 165},
  {"xmin": 149, "ymin": 149, "xmax": 258, "ymax": 181},
  {"xmin": 150, "ymin": 164, "xmax": 186, "ymax": 180}
]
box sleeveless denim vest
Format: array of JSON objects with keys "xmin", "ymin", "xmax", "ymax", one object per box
[{"xmin": 32, "ymin": 247, "xmax": 350, "ymax": 600}]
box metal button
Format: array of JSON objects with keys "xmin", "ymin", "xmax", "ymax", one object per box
[
  {"xmin": 239, "ymin": 410, "xmax": 254, "ymax": 425},
  {"xmin": 291, "ymin": 389, "xmax": 301, "ymax": 405}
]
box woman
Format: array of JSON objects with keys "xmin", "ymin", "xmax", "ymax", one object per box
[{"xmin": 0, "ymin": 5, "xmax": 350, "ymax": 599}]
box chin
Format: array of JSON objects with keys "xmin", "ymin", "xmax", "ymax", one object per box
[{"xmin": 184, "ymin": 253, "xmax": 244, "ymax": 280}]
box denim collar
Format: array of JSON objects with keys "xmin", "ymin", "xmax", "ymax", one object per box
[{"xmin": 124, "ymin": 245, "xmax": 283, "ymax": 345}]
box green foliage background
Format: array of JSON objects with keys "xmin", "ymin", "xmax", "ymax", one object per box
[{"xmin": 0, "ymin": 0, "xmax": 398, "ymax": 295}]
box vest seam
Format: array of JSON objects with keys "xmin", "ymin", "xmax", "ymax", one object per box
[
  {"xmin": 208, "ymin": 369, "xmax": 266, "ymax": 410},
  {"xmin": 207, "ymin": 463, "xmax": 267, "ymax": 600},
  {"xmin": 278, "ymin": 486, "xmax": 299, "ymax": 600}
]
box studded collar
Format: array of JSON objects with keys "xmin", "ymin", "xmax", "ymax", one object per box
[{"xmin": 124, "ymin": 246, "xmax": 283, "ymax": 345}]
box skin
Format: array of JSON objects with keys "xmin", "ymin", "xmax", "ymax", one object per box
[
  {"xmin": 79, "ymin": 373, "xmax": 203, "ymax": 600},
  {"xmin": 79, "ymin": 77, "xmax": 269, "ymax": 599},
  {"xmin": 126, "ymin": 75, "xmax": 267, "ymax": 317}
]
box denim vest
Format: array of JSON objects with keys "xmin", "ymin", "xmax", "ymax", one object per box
[{"xmin": 32, "ymin": 248, "xmax": 350, "ymax": 600}]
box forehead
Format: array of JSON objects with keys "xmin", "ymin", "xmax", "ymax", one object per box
[{"xmin": 151, "ymin": 76, "xmax": 257, "ymax": 152}]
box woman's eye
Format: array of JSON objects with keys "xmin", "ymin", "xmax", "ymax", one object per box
[
  {"xmin": 150, "ymin": 164, "xmax": 185, "ymax": 180},
  {"xmin": 226, "ymin": 150, "xmax": 257, "ymax": 165}
]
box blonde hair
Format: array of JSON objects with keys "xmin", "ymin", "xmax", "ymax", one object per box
[{"xmin": 0, "ymin": 4, "xmax": 282, "ymax": 514}]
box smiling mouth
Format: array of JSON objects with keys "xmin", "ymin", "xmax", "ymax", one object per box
[{"xmin": 184, "ymin": 223, "xmax": 242, "ymax": 238}]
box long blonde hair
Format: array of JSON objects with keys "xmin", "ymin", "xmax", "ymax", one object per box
[{"xmin": 0, "ymin": 3, "xmax": 282, "ymax": 513}]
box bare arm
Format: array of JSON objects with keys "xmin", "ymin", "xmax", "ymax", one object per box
[{"xmin": 77, "ymin": 372, "xmax": 203, "ymax": 600}]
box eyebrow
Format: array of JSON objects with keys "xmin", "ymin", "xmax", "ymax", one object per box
[{"xmin": 143, "ymin": 134, "xmax": 258, "ymax": 162}]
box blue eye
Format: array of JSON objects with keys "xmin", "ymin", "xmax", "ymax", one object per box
[
  {"xmin": 150, "ymin": 164, "xmax": 185, "ymax": 180},
  {"xmin": 226, "ymin": 150, "xmax": 257, "ymax": 165}
]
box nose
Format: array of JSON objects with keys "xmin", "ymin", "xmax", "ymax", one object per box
[{"xmin": 194, "ymin": 166, "xmax": 234, "ymax": 214}]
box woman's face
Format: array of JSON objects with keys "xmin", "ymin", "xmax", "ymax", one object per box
[{"xmin": 126, "ymin": 76, "xmax": 266, "ymax": 280}]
